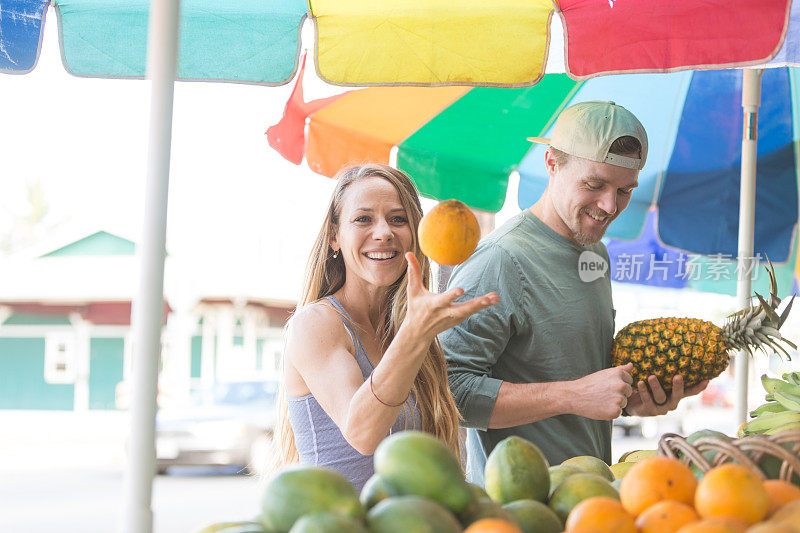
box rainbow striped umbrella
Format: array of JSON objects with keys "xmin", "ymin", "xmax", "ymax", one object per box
[{"xmin": 269, "ymin": 64, "xmax": 800, "ymax": 297}]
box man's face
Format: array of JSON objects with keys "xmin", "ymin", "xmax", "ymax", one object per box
[{"xmin": 545, "ymin": 149, "xmax": 639, "ymax": 246}]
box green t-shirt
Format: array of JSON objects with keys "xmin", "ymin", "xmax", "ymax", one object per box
[{"xmin": 441, "ymin": 210, "xmax": 615, "ymax": 483}]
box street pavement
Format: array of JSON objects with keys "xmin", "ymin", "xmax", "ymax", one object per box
[
  {"xmin": 0, "ymin": 411, "xmax": 261, "ymax": 532},
  {"xmin": 2, "ymin": 467, "xmax": 262, "ymax": 532}
]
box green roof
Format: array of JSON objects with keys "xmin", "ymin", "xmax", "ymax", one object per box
[{"xmin": 41, "ymin": 231, "xmax": 136, "ymax": 257}]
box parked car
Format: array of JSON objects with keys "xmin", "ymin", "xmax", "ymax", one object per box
[
  {"xmin": 700, "ymin": 376, "xmax": 735, "ymax": 408},
  {"xmin": 155, "ymin": 380, "xmax": 278, "ymax": 475}
]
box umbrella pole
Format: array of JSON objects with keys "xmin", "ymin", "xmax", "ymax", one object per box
[
  {"xmin": 734, "ymin": 68, "xmax": 763, "ymax": 427},
  {"xmin": 121, "ymin": 1, "xmax": 181, "ymax": 532}
]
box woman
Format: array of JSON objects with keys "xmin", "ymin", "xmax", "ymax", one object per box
[{"xmin": 275, "ymin": 164, "xmax": 498, "ymax": 490}]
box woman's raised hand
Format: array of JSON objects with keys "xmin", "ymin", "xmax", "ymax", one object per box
[{"xmin": 404, "ymin": 252, "xmax": 499, "ymax": 341}]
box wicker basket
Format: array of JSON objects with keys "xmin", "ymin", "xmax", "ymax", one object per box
[{"xmin": 658, "ymin": 429, "xmax": 800, "ymax": 481}]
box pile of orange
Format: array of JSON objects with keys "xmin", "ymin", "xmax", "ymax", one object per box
[
  {"xmin": 561, "ymin": 456, "xmax": 800, "ymax": 533},
  {"xmin": 566, "ymin": 496, "xmax": 636, "ymax": 533}
]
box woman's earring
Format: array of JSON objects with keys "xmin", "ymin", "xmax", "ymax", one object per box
[{"xmin": 333, "ymin": 250, "xmax": 339, "ymax": 259}]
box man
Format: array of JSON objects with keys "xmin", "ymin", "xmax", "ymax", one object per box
[{"xmin": 442, "ymin": 101, "xmax": 708, "ymax": 484}]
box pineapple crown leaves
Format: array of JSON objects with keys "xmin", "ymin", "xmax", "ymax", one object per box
[
  {"xmin": 759, "ymin": 256, "xmax": 794, "ymax": 329},
  {"xmin": 778, "ymin": 292, "xmax": 795, "ymax": 329},
  {"xmin": 722, "ymin": 258, "xmax": 796, "ymax": 360}
]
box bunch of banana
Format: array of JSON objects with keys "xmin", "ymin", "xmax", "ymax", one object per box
[{"xmin": 742, "ymin": 372, "xmax": 800, "ymax": 436}]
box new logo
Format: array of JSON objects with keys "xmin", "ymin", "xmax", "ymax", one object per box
[{"xmin": 578, "ymin": 251, "xmax": 609, "ymax": 282}]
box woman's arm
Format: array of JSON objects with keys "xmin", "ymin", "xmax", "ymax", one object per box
[
  {"xmin": 285, "ymin": 303, "xmax": 400, "ymax": 455},
  {"xmin": 286, "ymin": 253, "xmax": 498, "ymax": 455}
]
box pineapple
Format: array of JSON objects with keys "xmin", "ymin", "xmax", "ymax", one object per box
[{"xmin": 611, "ymin": 262, "xmax": 796, "ymax": 392}]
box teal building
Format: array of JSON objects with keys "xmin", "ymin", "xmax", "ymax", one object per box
[{"xmin": 0, "ymin": 231, "xmax": 293, "ymax": 411}]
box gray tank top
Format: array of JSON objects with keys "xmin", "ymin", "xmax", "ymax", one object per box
[{"xmin": 286, "ymin": 295, "xmax": 422, "ymax": 492}]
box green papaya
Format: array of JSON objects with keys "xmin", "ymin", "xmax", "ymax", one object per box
[
  {"xmin": 685, "ymin": 429, "xmax": 732, "ymax": 478},
  {"xmin": 259, "ymin": 466, "xmax": 364, "ymax": 532},
  {"xmin": 686, "ymin": 429, "xmax": 731, "ymax": 462},
  {"xmin": 485, "ymin": 436, "xmax": 550, "ymax": 504},
  {"xmin": 547, "ymin": 465, "xmax": 583, "ymax": 498},
  {"xmin": 373, "ymin": 431, "xmax": 471, "ymax": 513},
  {"xmin": 457, "ymin": 482, "xmax": 492, "ymax": 522},
  {"xmin": 560, "ymin": 456, "xmax": 614, "ymax": 482},
  {"xmin": 288, "ymin": 512, "xmax": 367, "ymax": 533},
  {"xmin": 359, "ymin": 474, "xmax": 399, "ymax": 510},
  {"xmin": 366, "ymin": 496, "xmax": 462, "ymax": 533},
  {"xmin": 458, "ymin": 497, "xmax": 515, "ymax": 527},
  {"xmin": 467, "ymin": 482, "xmax": 490, "ymax": 501},
  {"xmin": 502, "ymin": 500, "xmax": 562, "ymax": 533},
  {"xmin": 756, "ymin": 443, "xmax": 800, "ymax": 487},
  {"xmin": 608, "ymin": 462, "xmax": 635, "ymax": 480},
  {"xmin": 547, "ymin": 473, "xmax": 619, "ymax": 525},
  {"xmin": 197, "ymin": 522, "xmax": 266, "ymax": 533}
]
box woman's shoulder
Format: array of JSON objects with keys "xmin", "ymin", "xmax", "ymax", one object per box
[
  {"xmin": 292, "ymin": 298, "xmax": 336, "ymax": 323},
  {"xmin": 286, "ymin": 299, "xmax": 351, "ymax": 352}
]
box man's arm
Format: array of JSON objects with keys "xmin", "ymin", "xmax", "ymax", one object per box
[
  {"xmin": 442, "ymin": 244, "xmax": 519, "ymax": 430},
  {"xmin": 488, "ymin": 381, "xmax": 572, "ymax": 427},
  {"xmin": 488, "ymin": 365, "xmax": 634, "ymax": 427}
]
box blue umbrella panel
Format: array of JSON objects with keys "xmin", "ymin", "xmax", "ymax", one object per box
[
  {"xmin": 518, "ymin": 68, "xmax": 800, "ymax": 297},
  {"xmin": 0, "ymin": 0, "xmax": 50, "ymax": 74}
]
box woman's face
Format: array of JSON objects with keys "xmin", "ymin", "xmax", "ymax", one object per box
[{"xmin": 333, "ymin": 176, "xmax": 414, "ymax": 289}]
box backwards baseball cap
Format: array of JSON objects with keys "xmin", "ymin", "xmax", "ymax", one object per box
[{"xmin": 528, "ymin": 101, "xmax": 648, "ymax": 170}]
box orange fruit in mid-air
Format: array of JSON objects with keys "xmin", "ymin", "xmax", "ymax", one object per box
[
  {"xmin": 418, "ymin": 199, "xmax": 480, "ymax": 265},
  {"xmin": 694, "ymin": 463, "xmax": 769, "ymax": 525},
  {"xmin": 635, "ymin": 500, "xmax": 700, "ymax": 533},
  {"xmin": 763, "ymin": 479, "xmax": 800, "ymax": 517},
  {"xmin": 463, "ymin": 518, "xmax": 523, "ymax": 533},
  {"xmin": 565, "ymin": 496, "xmax": 636, "ymax": 533},
  {"xmin": 619, "ymin": 456, "xmax": 698, "ymax": 516}
]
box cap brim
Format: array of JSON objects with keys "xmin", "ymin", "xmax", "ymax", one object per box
[{"xmin": 527, "ymin": 137, "xmax": 551, "ymax": 145}]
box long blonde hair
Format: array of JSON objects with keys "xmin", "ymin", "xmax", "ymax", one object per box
[{"xmin": 274, "ymin": 164, "xmax": 461, "ymax": 467}]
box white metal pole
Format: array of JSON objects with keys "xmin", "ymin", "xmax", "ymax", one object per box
[
  {"xmin": 734, "ymin": 68, "xmax": 763, "ymax": 427},
  {"xmin": 121, "ymin": 1, "xmax": 181, "ymax": 532}
]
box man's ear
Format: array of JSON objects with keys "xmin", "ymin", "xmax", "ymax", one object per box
[{"xmin": 544, "ymin": 148, "xmax": 558, "ymax": 178}]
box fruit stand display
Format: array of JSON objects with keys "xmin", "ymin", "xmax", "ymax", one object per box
[
  {"xmin": 195, "ymin": 204, "xmax": 800, "ymax": 532},
  {"xmin": 657, "ymin": 372, "xmax": 800, "ymax": 488},
  {"xmin": 198, "ymin": 371, "xmax": 800, "ymax": 533},
  {"xmin": 197, "ymin": 427, "xmax": 800, "ymax": 532}
]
